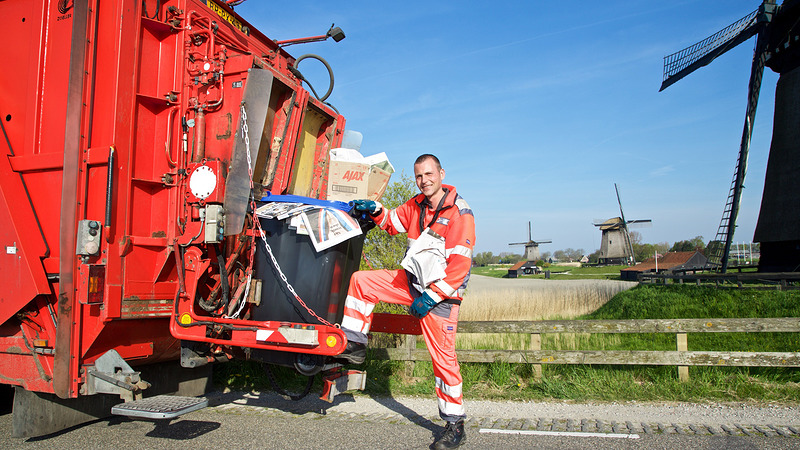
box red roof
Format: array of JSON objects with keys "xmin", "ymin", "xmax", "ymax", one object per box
[
  {"xmin": 509, "ymin": 261, "xmax": 526, "ymax": 271},
  {"xmin": 621, "ymin": 251, "xmax": 701, "ymax": 272}
]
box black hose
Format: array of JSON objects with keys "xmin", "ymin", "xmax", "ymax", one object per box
[
  {"xmin": 263, "ymin": 364, "xmax": 315, "ymax": 401},
  {"xmin": 292, "ymin": 54, "xmax": 335, "ymax": 102},
  {"xmin": 142, "ymin": 0, "xmax": 160, "ymax": 20},
  {"xmin": 104, "ymin": 147, "xmax": 114, "ymax": 228},
  {"xmin": 216, "ymin": 244, "xmax": 230, "ymax": 311}
]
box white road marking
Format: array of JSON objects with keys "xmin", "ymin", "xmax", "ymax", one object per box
[{"xmin": 479, "ymin": 428, "xmax": 640, "ymax": 439}]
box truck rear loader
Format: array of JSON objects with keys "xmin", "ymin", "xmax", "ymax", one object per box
[{"xmin": 0, "ymin": 0, "xmax": 407, "ymax": 437}]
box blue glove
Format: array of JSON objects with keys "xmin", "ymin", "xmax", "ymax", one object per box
[
  {"xmin": 410, "ymin": 291, "xmax": 438, "ymax": 319},
  {"xmin": 352, "ymin": 199, "xmax": 382, "ymax": 215}
]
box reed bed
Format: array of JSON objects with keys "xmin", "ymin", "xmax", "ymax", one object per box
[
  {"xmin": 456, "ymin": 275, "xmax": 635, "ymax": 350},
  {"xmin": 459, "ymin": 275, "xmax": 635, "ymax": 321}
]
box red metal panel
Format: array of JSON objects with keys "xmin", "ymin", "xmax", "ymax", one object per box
[
  {"xmin": 371, "ymin": 313, "xmax": 423, "ymax": 336},
  {"xmin": 3, "ymin": 0, "xmax": 357, "ymax": 401},
  {"xmin": 0, "ymin": 178, "xmax": 47, "ymax": 326},
  {"xmin": 0, "ymin": 0, "xmax": 54, "ymax": 326},
  {"xmin": 0, "ymin": 319, "xmax": 55, "ymax": 392},
  {"xmin": 0, "ymin": 353, "xmax": 54, "ymax": 392},
  {"xmin": 81, "ymin": 319, "xmax": 179, "ymax": 364}
]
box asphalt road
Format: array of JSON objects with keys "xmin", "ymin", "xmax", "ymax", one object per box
[{"xmin": 2, "ymin": 390, "xmax": 799, "ymax": 449}]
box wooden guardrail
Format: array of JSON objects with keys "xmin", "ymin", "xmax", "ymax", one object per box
[{"xmin": 371, "ymin": 317, "xmax": 800, "ymax": 381}]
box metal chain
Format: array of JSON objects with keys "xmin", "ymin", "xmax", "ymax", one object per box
[
  {"xmin": 239, "ymin": 103, "xmax": 334, "ymax": 327},
  {"xmin": 228, "ymin": 104, "xmax": 254, "ymax": 319}
]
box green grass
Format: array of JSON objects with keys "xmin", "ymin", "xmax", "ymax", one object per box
[
  {"xmin": 542, "ymin": 264, "xmax": 627, "ymax": 280},
  {"xmin": 471, "ymin": 265, "xmax": 511, "ymax": 278},
  {"xmin": 586, "ymin": 284, "xmax": 800, "ymax": 319},
  {"xmin": 471, "ymin": 264, "xmax": 628, "ymax": 280},
  {"xmin": 214, "ymin": 284, "xmax": 800, "ymax": 404}
]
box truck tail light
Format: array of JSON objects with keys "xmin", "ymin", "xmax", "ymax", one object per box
[{"xmin": 88, "ymin": 265, "xmax": 105, "ymax": 304}]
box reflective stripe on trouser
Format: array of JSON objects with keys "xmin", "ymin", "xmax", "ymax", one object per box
[{"xmin": 342, "ymin": 269, "xmax": 465, "ymax": 421}]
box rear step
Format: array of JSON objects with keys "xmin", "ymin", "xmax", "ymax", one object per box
[{"xmin": 111, "ymin": 395, "xmax": 208, "ymax": 419}]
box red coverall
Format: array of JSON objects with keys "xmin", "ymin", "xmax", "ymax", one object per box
[{"xmin": 341, "ymin": 184, "xmax": 475, "ymax": 422}]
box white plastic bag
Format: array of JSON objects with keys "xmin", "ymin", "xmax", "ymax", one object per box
[{"xmin": 401, "ymin": 228, "xmax": 447, "ymax": 292}]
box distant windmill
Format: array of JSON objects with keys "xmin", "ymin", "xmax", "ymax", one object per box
[
  {"xmin": 593, "ymin": 184, "xmax": 652, "ymax": 265},
  {"xmin": 508, "ymin": 221, "xmax": 551, "ymax": 262},
  {"xmin": 660, "ymin": 0, "xmax": 800, "ymax": 272}
]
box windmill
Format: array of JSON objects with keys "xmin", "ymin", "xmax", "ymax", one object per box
[
  {"xmin": 660, "ymin": 0, "xmax": 800, "ymax": 272},
  {"xmin": 508, "ymin": 221, "xmax": 551, "ymax": 262},
  {"xmin": 593, "ymin": 184, "xmax": 652, "ymax": 265}
]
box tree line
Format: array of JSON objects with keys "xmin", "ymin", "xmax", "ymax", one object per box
[{"xmin": 360, "ymin": 177, "xmax": 756, "ymax": 269}]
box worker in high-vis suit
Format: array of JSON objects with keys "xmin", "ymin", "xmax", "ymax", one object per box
[{"xmin": 338, "ymin": 154, "xmax": 475, "ymax": 450}]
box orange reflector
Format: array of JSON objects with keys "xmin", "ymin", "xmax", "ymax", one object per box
[
  {"xmin": 33, "ymin": 339, "xmax": 48, "ymax": 347},
  {"xmin": 88, "ymin": 265, "xmax": 106, "ymax": 303},
  {"xmin": 180, "ymin": 313, "xmax": 192, "ymax": 325},
  {"xmin": 326, "ymin": 336, "xmax": 337, "ymax": 347}
]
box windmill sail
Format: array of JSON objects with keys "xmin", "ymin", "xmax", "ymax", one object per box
[
  {"xmin": 594, "ymin": 185, "xmax": 652, "ymax": 265},
  {"xmin": 660, "ymin": 1, "xmax": 777, "ymax": 272},
  {"xmin": 615, "ymin": 184, "xmax": 637, "ymax": 264},
  {"xmin": 508, "ymin": 221, "xmax": 550, "ymax": 261},
  {"xmin": 660, "ymin": 7, "xmax": 766, "ymax": 91}
]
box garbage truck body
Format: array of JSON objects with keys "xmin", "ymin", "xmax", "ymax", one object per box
[{"xmin": 0, "ymin": 0, "xmax": 373, "ymax": 435}]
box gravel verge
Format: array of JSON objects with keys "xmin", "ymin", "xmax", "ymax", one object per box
[{"xmin": 208, "ymin": 390, "xmax": 800, "ymax": 431}]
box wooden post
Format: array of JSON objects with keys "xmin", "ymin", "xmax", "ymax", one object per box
[
  {"xmin": 404, "ymin": 334, "xmax": 416, "ymax": 377},
  {"xmin": 530, "ymin": 333, "xmax": 542, "ymax": 382},
  {"xmin": 676, "ymin": 333, "xmax": 689, "ymax": 382}
]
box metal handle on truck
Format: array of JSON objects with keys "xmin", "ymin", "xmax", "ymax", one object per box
[{"xmin": 104, "ymin": 146, "xmax": 114, "ymax": 243}]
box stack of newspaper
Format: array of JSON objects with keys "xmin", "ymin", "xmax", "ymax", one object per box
[{"xmin": 255, "ymin": 202, "xmax": 362, "ymax": 252}]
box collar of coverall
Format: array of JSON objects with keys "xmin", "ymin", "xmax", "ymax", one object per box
[
  {"xmin": 415, "ymin": 185, "xmax": 457, "ymax": 234},
  {"xmin": 415, "ymin": 184, "xmax": 457, "ymax": 209}
]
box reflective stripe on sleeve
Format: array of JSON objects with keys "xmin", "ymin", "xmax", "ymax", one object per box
[
  {"xmin": 390, "ymin": 210, "xmax": 407, "ymax": 233},
  {"xmin": 434, "ymin": 280, "xmax": 457, "ymax": 297},
  {"xmin": 446, "ymin": 245, "xmax": 473, "ymax": 259},
  {"xmin": 378, "ymin": 212, "xmax": 390, "ymax": 228},
  {"xmin": 424, "ymin": 288, "xmax": 443, "ymax": 303}
]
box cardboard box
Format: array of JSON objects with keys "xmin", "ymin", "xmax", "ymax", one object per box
[
  {"xmin": 367, "ymin": 166, "xmax": 392, "ymax": 201},
  {"xmin": 327, "ymin": 160, "xmax": 392, "ymax": 202}
]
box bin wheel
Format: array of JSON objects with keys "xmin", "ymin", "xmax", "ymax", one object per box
[{"xmin": 294, "ymin": 353, "xmax": 324, "ymax": 376}]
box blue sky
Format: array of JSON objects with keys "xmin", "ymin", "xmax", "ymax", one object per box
[{"xmin": 235, "ymin": 1, "xmax": 778, "ymax": 255}]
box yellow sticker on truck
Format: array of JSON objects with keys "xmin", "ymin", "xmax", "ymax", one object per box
[{"xmin": 204, "ymin": 0, "xmax": 247, "ymax": 34}]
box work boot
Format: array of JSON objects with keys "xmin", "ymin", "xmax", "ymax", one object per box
[
  {"xmin": 336, "ymin": 341, "xmax": 366, "ymax": 364},
  {"xmin": 433, "ymin": 420, "xmax": 466, "ymax": 449}
]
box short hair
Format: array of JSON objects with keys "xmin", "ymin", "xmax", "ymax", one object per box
[{"xmin": 414, "ymin": 154, "xmax": 441, "ymax": 170}]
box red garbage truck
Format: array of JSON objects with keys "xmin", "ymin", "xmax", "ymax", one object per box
[{"xmin": 1, "ymin": 0, "xmax": 395, "ymax": 437}]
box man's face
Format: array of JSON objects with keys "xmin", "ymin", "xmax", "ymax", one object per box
[{"xmin": 414, "ymin": 158, "xmax": 445, "ymax": 201}]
